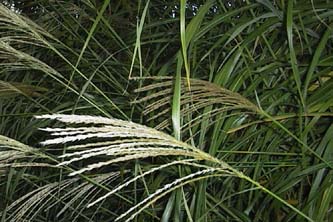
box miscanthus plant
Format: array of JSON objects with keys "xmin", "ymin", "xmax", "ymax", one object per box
[{"xmin": 1, "ymin": 0, "xmax": 333, "ymax": 221}]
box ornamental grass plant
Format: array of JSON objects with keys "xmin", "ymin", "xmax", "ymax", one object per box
[{"xmin": 0, "ymin": 1, "xmax": 333, "ymax": 221}]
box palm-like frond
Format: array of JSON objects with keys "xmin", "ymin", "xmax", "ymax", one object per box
[
  {"xmin": 0, "ymin": 135, "xmax": 51, "ymax": 168},
  {"xmin": 36, "ymin": 114, "xmax": 222, "ymax": 174},
  {"xmin": 4, "ymin": 173, "xmax": 121, "ymax": 222},
  {"xmin": 134, "ymin": 77, "xmax": 259, "ymax": 131},
  {"xmin": 15, "ymin": 114, "xmax": 308, "ymax": 222}
]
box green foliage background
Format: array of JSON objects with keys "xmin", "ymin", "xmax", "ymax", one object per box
[{"xmin": 0, "ymin": 0, "xmax": 333, "ymax": 221}]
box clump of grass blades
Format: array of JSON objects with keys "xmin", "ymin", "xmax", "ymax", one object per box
[{"xmin": 5, "ymin": 114, "xmax": 309, "ymax": 222}]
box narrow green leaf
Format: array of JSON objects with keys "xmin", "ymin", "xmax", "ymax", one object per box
[
  {"xmin": 185, "ymin": 0, "xmax": 214, "ymax": 43},
  {"xmin": 286, "ymin": 0, "xmax": 305, "ymax": 108},
  {"xmin": 161, "ymin": 192, "xmax": 176, "ymax": 222},
  {"xmin": 129, "ymin": 0, "xmax": 150, "ymax": 78},
  {"xmin": 70, "ymin": 0, "xmax": 111, "ymax": 79},
  {"xmin": 225, "ymin": 13, "xmax": 275, "ymax": 46},
  {"xmin": 257, "ymin": 0, "xmax": 283, "ymax": 20},
  {"xmin": 214, "ymin": 48, "xmax": 242, "ymax": 86},
  {"xmin": 315, "ymin": 184, "xmax": 333, "ymax": 222},
  {"xmin": 172, "ymin": 58, "xmax": 182, "ymax": 140},
  {"xmin": 180, "ymin": 0, "xmax": 191, "ymax": 88},
  {"xmin": 303, "ymin": 26, "xmax": 332, "ymax": 100}
]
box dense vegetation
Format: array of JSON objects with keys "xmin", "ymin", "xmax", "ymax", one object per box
[{"xmin": 0, "ymin": 0, "xmax": 333, "ymax": 221}]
